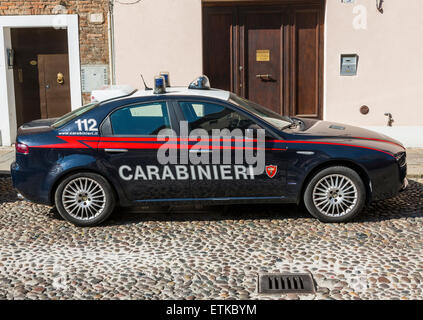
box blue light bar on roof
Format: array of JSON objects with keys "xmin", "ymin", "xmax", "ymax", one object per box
[
  {"xmin": 160, "ymin": 72, "xmax": 170, "ymax": 87},
  {"xmin": 188, "ymin": 75, "xmax": 211, "ymax": 90},
  {"xmin": 154, "ymin": 76, "xmax": 166, "ymax": 94}
]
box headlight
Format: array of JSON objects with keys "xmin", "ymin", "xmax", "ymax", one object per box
[{"xmin": 394, "ymin": 152, "xmax": 407, "ymax": 167}]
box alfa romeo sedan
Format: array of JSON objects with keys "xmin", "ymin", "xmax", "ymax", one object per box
[{"xmin": 11, "ymin": 76, "xmax": 408, "ymax": 226}]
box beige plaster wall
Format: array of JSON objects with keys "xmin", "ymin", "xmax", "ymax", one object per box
[
  {"xmin": 113, "ymin": 0, "xmax": 203, "ymax": 90},
  {"xmin": 325, "ymin": 0, "xmax": 423, "ymax": 127}
]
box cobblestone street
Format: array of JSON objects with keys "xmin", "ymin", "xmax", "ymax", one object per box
[{"xmin": 0, "ymin": 175, "xmax": 422, "ymax": 300}]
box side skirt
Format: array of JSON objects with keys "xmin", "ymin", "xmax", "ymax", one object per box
[{"xmin": 129, "ymin": 196, "xmax": 291, "ymax": 207}]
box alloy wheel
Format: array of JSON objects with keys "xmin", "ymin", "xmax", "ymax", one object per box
[
  {"xmin": 62, "ymin": 177, "xmax": 106, "ymax": 221},
  {"xmin": 312, "ymin": 174, "xmax": 358, "ymax": 217}
]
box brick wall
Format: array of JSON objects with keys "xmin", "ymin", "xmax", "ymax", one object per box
[{"xmin": 0, "ymin": 0, "xmax": 110, "ymax": 103}]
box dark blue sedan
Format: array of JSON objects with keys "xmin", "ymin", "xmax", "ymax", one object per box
[{"xmin": 11, "ymin": 77, "xmax": 408, "ymax": 226}]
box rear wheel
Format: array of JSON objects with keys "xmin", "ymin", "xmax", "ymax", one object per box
[
  {"xmin": 55, "ymin": 172, "xmax": 115, "ymax": 227},
  {"xmin": 304, "ymin": 166, "xmax": 366, "ymax": 223}
]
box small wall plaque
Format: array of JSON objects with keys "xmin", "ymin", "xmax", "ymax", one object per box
[
  {"xmin": 256, "ymin": 50, "xmax": 270, "ymax": 62},
  {"xmin": 89, "ymin": 13, "xmax": 104, "ymax": 24}
]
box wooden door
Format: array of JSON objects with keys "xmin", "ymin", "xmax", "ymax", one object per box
[
  {"xmin": 242, "ymin": 9, "xmax": 284, "ymax": 114},
  {"xmin": 203, "ymin": 7, "xmax": 235, "ymax": 92},
  {"xmin": 38, "ymin": 54, "xmax": 71, "ymax": 119},
  {"xmin": 203, "ymin": 1, "xmax": 324, "ymax": 119},
  {"xmin": 291, "ymin": 9, "xmax": 322, "ymax": 118}
]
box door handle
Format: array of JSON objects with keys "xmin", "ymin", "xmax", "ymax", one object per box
[
  {"xmin": 256, "ymin": 74, "xmax": 272, "ymax": 81},
  {"xmin": 105, "ymin": 148, "xmax": 128, "ymax": 153},
  {"xmin": 57, "ymin": 72, "xmax": 64, "ymax": 85},
  {"xmin": 189, "ymin": 149, "xmax": 212, "ymax": 153}
]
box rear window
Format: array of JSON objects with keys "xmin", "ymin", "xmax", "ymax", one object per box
[{"xmin": 52, "ymin": 103, "xmax": 99, "ymax": 128}]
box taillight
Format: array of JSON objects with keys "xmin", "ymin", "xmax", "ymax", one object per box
[{"xmin": 16, "ymin": 143, "xmax": 29, "ymax": 155}]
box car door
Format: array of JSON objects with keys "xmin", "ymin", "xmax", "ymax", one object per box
[
  {"xmin": 98, "ymin": 99, "xmax": 190, "ymax": 202},
  {"xmin": 175, "ymin": 99, "xmax": 288, "ymax": 200}
]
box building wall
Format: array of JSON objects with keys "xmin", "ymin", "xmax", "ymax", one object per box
[
  {"xmin": 1, "ymin": 0, "xmax": 421, "ymax": 146},
  {"xmin": 113, "ymin": 0, "xmax": 203, "ymax": 89},
  {"xmin": 0, "ymin": 0, "xmax": 110, "ymax": 103},
  {"xmin": 325, "ymin": 0, "xmax": 423, "ymax": 131}
]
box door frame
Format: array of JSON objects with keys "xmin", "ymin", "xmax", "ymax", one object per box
[
  {"xmin": 0, "ymin": 15, "xmax": 82, "ymax": 146},
  {"xmin": 202, "ymin": 0, "xmax": 324, "ymax": 119}
]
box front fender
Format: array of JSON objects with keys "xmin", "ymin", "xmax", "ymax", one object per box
[{"xmin": 285, "ymin": 146, "xmax": 395, "ymax": 204}]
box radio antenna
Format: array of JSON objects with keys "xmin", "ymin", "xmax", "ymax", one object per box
[{"xmin": 141, "ymin": 74, "xmax": 152, "ymax": 90}]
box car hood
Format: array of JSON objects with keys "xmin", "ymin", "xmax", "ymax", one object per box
[{"xmin": 290, "ymin": 118, "xmax": 405, "ymax": 152}]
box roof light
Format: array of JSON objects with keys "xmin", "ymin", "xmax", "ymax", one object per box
[
  {"xmin": 154, "ymin": 76, "xmax": 166, "ymax": 94},
  {"xmin": 160, "ymin": 72, "xmax": 170, "ymax": 87},
  {"xmin": 188, "ymin": 75, "xmax": 211, "ymax": 90}
]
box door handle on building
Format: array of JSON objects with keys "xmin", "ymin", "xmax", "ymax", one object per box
[
  {"xmin": 256, "ymin": 74, "xmax": 272, "ymax": 81},
  {"xmin": 57, "ymin": 72, "xmax": 64, "ymax": 85}
]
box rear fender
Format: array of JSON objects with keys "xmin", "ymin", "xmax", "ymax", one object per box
[{"xmin": 46, "ymin": 153, "xmax": 129, "ymax": 206}]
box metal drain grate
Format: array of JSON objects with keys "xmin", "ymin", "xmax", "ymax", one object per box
[{"xmin": 258, "ymin": 273, "xmax": 315, "ymax": 294}]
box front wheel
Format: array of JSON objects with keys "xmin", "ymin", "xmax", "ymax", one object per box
[
  {"xmin": 55, "ymin": 172, "xmax": 116, "ymax": 227},
  {"xmin": 304, "ymin": 166, "xmax": 366, "ymax": 223}
]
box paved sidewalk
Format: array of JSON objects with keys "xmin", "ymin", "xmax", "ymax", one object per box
[
  {"xmin": 407, "ymin": 148, "xmax": 423, "ymax": 179},
  {"xmin": 1, "ymin": 175, "xmax": 423, "ymax": 300},
  {"xmin": 0, "ymin": 146, "xmax": 422, "ymax": 178},
  {"xmin": 0, "ymin": 147, "xmax": 14, "ymax": 174}
]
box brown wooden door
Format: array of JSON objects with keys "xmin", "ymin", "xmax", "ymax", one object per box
[
  {"xmin": 291, "ymin": 9, "xmax": 322, "ymax": 118},
  {"xmin": 203, "ymin": 7, "xmax": 235, "ymax": 92},
  {"xmin": 38, "ymin": 54, "xmax": 71, "ymax": 119},
  {"xmin": 242, "ymin": 9, "xmax": 284, "ymax": 114},
  {"xmin": 203, "ymin": 1, "xmax": 324, "ymax": 119}
]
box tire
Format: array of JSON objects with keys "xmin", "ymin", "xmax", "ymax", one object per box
[
  {"xmin": 55, "ymin": 172, "xmax": 116, "ymax": 227},
  {"xmin": 303, "ymin": 166, "xmax": 366, "ymax": 223}
]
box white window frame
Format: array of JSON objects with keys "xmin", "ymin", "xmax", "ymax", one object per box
[{"xmin": 0, "ymin": 15, "xmax": 82, "ymax": 146}]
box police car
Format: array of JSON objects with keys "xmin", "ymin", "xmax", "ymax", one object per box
[{"xmin": 11, "ymin": 75, "xmax": 408, "ymax": 226}]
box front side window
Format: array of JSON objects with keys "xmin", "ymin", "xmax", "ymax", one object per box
[
  {"xmin": 178, "ymin": 101, "xmax": 256, "ymax": 135},
  {"xmin": 229, "ymin": 94, "xmax": 292, "ymax": 129},
  {"xmin": 110, "ymin": 102, "xmax": 171, "ymax": 135}
]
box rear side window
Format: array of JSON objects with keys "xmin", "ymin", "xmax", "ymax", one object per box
[
  {"xmin": 110, "ymin": 102, "xmax": 171, "ymax": 136},
  {"xmin": 52, "ymin": 103, "xmax": 98, "ymax": 128}
]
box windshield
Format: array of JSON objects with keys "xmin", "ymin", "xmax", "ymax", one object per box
[
  {"xmin": 229, "ymin": 94, "xmax": 292, "ymax": 129},
  {"xmin": 52, "ymin": 103, "xmax": 99, "ymax": 128}
]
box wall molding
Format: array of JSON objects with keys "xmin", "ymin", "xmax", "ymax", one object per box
[{"xmin": 0, "ymin": 14, "xmax": 82, "ymax": 146}]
